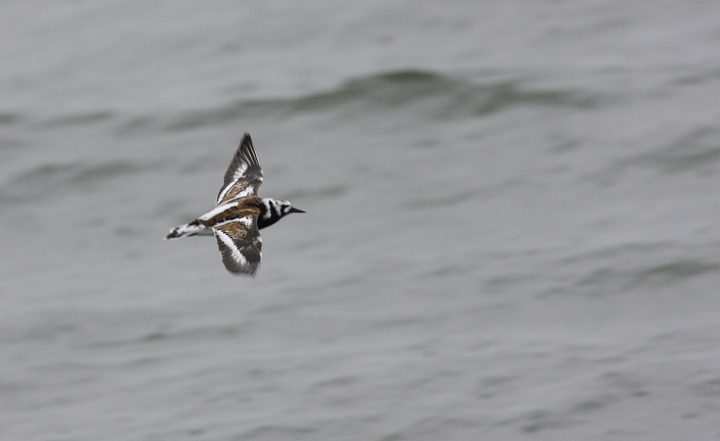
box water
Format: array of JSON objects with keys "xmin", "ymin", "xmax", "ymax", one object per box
[{"xmin": 3, "ymin": 1, "xmax": 720, "ymax": 439}]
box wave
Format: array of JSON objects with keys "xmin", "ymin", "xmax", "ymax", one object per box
[
  {"xmin": 0, "ymin": 112, "xmax": 22, "ymax": 125},
  {"xmin": 4, "ymin": 70, "xmax": 602, "ymax": 133},
  {"xmin": 162, "ymin": 69, "xmax": 602, "ymax": 131},
  {"xmin": 630, "ymin": 126, "xmax": 720, "ymax": 173},
  {"xmin": 589, "ymin": 126, "xmax": 720, "ymax": 188},
  {"xmin": 42, "ymin": 110, "xmax": 116, "ymax": 127},
  {"xmin": 542, "ymin": 241, "xmax": 720, "ymax": 298},
  {"xmin": 0, "ymin": 160, "xmax": 149, "ymax": 205}
]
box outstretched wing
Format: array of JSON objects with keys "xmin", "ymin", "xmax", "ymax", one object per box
[
  {"xmin": 213, "ymin": 216, "xmax": 262, "ymax": 276},
  {"xmin": 216, "ymin": 133, "xmax": 263, "ymax": 206}
]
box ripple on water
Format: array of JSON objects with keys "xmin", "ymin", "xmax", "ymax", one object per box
[
  {"xmin": 157, "ymin": 69, "xmax": 604, "ymax": 131},
  {"xmin": 0, "ymin": 160, "xmax": 153, "ymax": 205}
]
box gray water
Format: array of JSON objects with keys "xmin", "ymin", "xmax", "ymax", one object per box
[{"xmin": 3, "ymin": 1, "xmax": 720, "ymax": 440}]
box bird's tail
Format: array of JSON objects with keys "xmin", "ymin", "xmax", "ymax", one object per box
[{"xmin": 164, "ymin": 220, "xmax": 211, "ymax": 239}]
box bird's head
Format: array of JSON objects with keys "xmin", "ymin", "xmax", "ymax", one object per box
[
  {"xmin": 257, "ymin": 198, "xmax": 305, "ymax": 229},
  {"xmin": 279, "ymin": 200, "xmax": 305, "ymax": 216}
]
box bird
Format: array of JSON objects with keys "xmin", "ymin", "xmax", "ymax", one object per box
[{"xmin": 165, "ymin": 133, "xmax": 304, "ymax": 276}]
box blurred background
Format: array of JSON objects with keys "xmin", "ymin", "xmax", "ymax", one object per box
[{"xmin": 3, "ymin": 1, "xmax": 720, "ymax": 440}]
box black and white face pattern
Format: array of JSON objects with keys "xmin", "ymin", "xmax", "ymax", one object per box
[{"xmin": 257, "ymin": 198, "xmax": 302, "ymax": 230}]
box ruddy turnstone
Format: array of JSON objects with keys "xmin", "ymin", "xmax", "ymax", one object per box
[{"xmin": 165, "ymin": 133, "xmax": 304, "ymax": 276}]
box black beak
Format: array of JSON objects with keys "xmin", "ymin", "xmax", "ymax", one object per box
[{"xmin": 289, "ymin": 207, "xmax": 305, "ymax": 214}]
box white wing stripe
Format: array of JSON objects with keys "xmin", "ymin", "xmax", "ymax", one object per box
[
  {"xmin": 217, "ymin": 163, "xmax": 248, "ymax": 202},
  {"xmin": 214, "ymin": 217, "xmax": 253, "ymax": 228},
  {"xmin": 232, "ymin": 163, "xmax": 248, "ymax": 181},
  {"xmin": 199, "ymin": 201, "xmax": 238, "ymax": 221},
  {"xmin": 217, "ymin": 184, "xmax": 254, "ymax": 204},
  {"xmin": 215, "ymin": 229, "xmax": 247, "ymax": 266}
]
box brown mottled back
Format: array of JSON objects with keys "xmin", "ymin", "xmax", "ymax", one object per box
[{"xmin": 198, "ymin": 196, "xmax": 263, "ymax": 228}]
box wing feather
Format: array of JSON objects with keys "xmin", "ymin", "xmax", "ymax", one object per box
[
  {"xmin": 216, "ymin": 133, "xmax": 263, "ymax": 205},
  {"xmin": 213, "ymin": 216, "xmax": 262, "ymax": 276}
]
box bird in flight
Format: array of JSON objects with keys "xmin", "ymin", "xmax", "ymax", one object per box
[{"xmin": 165, "ymin": 133, "xmax": 304, "ymax": 276}]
